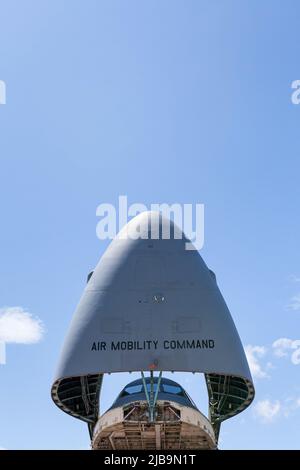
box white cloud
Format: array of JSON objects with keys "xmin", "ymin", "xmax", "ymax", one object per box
[
  {"xmin": 254, "ymin": 400, "xmax": 281, "ymax": 422},
  {"xmin": 245, "ymin": 345, "xmax": 268, "ymax": 379},
  {"xmin": 272, "ymin": 338, "xmax": 300, "ymax": 365},
  {"xmin": 255, "ymin": 397, "xmax": 300, "ymax": 422},
  {"xmin": 287, "ymin": 294, "xmax": 300, "ymax": 311},
  {"xmin": 291, "ymin": 344, "xmax": 300, "ymax": 365},
  {"xmin": 272, "ymin": 338, "xmax": 294, "ymax": 357},
  {"xmin": 0, "ymin": 307, "xmax": 44, "ymax": 344}
]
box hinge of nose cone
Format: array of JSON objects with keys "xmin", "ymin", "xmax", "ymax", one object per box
[
  {"xmin": 205, "ymin": 373, "xmax": 255, "ymax": 443},
  {"xmin": 141, "ymin": 370, "xmax": 163, "ymax": 422}
]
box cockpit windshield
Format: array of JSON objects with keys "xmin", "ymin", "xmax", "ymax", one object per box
[
  {"xmin": 123, "ymin": 385, "xmax": 143, "ymax": 395},
  {"xmin": 121, "ymin": 381, "xmax": 184, "ymax": 397},
  {"xmin": 110, "ymin": 377, "xmax": 198, "ymax": 411},
  {"xmin": 161, "ymin": 384, "xmax": 183, "ymax": 395}
]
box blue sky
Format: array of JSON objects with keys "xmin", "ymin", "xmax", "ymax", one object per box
[{"xmin": 0, "ymin": 0, "xmax": 300, "ymax": 449}]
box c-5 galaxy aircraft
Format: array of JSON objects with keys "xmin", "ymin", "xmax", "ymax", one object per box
[{"xmin": 51, "ymin": 211, "xmax": 254, "ymax": 449}]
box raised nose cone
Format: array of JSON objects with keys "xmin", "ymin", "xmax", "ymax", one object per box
[
  {"xmin": 52, "ymin": 211, "xmax": 254, "ymax": 426},
  {"xmin": 54, "ymin": 210, "xmax": 250, "ymax": 377}
]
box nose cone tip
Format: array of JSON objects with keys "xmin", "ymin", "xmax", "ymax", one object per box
[
  {"xmin": 127, "ymin": 210, "xmax": 177, "ymax": 224},
  {"xmin": 117, "ymin": 210, "xmax": 186, "ymax": 242}
]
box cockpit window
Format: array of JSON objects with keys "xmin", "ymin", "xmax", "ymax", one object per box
[
  {"xmin": 122, "ymin": 383, "xmax": 160, "ymax": 396},
  {"xmin": 121, "ymin": 382, "xmax": 184, "ymax": 397},
  {"xmin": 162, "ymin": 384, "xmax": 183, "ymax": 395},
  {"xmin": 123, "ymin": 385, "xmax": 143, "ymax": 395}
]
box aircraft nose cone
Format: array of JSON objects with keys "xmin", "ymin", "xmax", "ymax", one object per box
[
  {"xmin": 113, "ymin": 210, "xmax": 190, "ymax": 252},
  {"xmin": 52, "ymin": 210, "xmax": 255, "ymax": 429},
  {"xmin": 53, "ymin": 210, "xmax": 252, "ymax": 382}
]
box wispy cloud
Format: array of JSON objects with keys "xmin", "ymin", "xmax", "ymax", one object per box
[
  {"xmin": 282, "ymin": 397, "xmax": 300, "ymax": 417},
  {"xmin": 254, "ymin": 396, "xmax": 300, "ymax": 423},
  {"xmin": 0, "ymin": 307, "xmax": 44, "ymax": 344},
  {"xmin": 245, "ymin": 345, "xmax": 269, "ymax": 379},
  {"xmin": 272, "ymin": 338, "xmax": 300, "ymax": 365},
  {"xmin": 288, "ymin": 274, "xmax": 300, "ymax": 283},
  {"xmin": 254, "ymin": 400, "xmax": 281, "ymax": 422},
  {"xmin": 272, "ymin": 338, "xmax": 294, "ymax": 357},
  {"xmin": 287, "ymin": 275, "xmax": 300, "ymax": 309},
  {"xmin": 287, "ymin": 294, "xmax": 300, "ymax": 311}
]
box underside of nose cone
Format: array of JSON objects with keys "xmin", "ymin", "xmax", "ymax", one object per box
[{"xmin": 51, "ymin": 211, "xmax": 255, "ymax": 442}]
